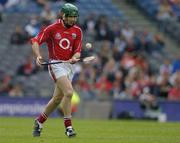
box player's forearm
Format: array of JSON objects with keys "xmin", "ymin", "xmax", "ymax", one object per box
[
  {"xmin": 72, "ymin": 52, "xmax": 81, "ymax": 59},
  {"xmin": 69, "ymin": 52, "xmax": 81, "ymax": 64},
  {"xmin": 32, "ymin": 42, "xmax": 42, "ymax": 58}
]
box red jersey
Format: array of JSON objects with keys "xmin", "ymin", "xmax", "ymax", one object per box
[
  {"xmin": 168, "ymin": 88, "xmax": 180, "ymax": 100},
  {"xmin": 31, "ymin": 19, "xmax": 83, "ymax": 60}
]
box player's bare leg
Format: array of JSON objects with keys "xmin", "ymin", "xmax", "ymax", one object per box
[
  {"xmin": 56, "ymin": 76, "xmax": 76, "ymax": 137},
  {"xmin": 44, "ymin": 85, "xmax": 63, "ymax": 116},
  {"xmin": 33, "ymin": 84, "xmax": 63, "ymax": 137}
]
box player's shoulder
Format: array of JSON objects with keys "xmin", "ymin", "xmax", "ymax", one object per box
[
  {"xmin": 44, "ymin": 20, "xmax": 61, "ymax": 31},
  {"xmin": 73, "ymin": 24, "xmax": 82, "ymax": 30},
  {"xmin": 73, "ymin": 25, "xmax": 83, "ymax": 34}
]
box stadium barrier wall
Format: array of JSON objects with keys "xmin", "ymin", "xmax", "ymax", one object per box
[
  {"xmin": 0, "ymin": 97, "xmax": 58, "ymax": 117},
  {"xmin": 0, "ymin": 97, "xmax": 180, "ymax": 121},
  {"xmin": 112, "ymin": 99, "xmax": 180, "ymax": 121},
  {"xmin": 0, "ymin": 97, "xmax": 112, "ymax": 119}
]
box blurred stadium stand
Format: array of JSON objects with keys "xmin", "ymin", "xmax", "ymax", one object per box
[
  {"xmin": 0, "ymin": 0, "xmax": 180, "ymax": 120},
  {"xmin": 135, "ymin": 0, "xmax": 180, "ymax": 44}
]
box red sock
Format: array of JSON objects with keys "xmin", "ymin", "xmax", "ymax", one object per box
[
  {"xmin": 37, "ymin": 112, "xmax": 48, "ymax": 124},
  {"xmin": 64, "ymin": 117, "xmax": 72, "ymax": 128}
]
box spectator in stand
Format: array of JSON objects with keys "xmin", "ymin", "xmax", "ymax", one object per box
[
  {"xmin": 25, "ymin": 15, "xmax": 40, "ymax": 37},
  {"xmin": 139, "ymin": 29, "xmax": 154, "ymax": 54},
  {"xmin": 111, "ymin": 18, "xmax": 121, "ymax": 43},
  {"xmin": 134, "ymin": 54, "xmax": 149, "ymax": 73},
  {"xmin": 99, "ymin": 41, "xmax": 113, "ymax": 66},
  {"xmin": 104, "ymin": 58, "xmax": 117, "ymax": 74},
  {"xmin": 168, "ymin": 71, "xmax": 180, "ymax": 100},
  {"xmin": 9, "ymin": 83, "xmax": 24, "ymax": 97},
  {"xmin": 146, "ymin": 75, "xmax": 159, "ymax": 97},
  {"xmin": 112, "ymin": 71, "xmax": 126, "ymax": 99},
  {"xmin": 74, "ymin": 68, "xmax": 96, "ymax": 100},
  {"xmin": 16, "ymin": 55, "xmax": 39, "ymax": 76},
  {"xmin": 153, "ymin": 33, "xmax": 165, "ymax": 54},
  {"xmin": 116, "ymin": 36, "xmax": 127, "ymax": 55},
  {"xmin": 156, "ymin": 0, "xmax": 174, "ymax": 31},
  {"xmin": 0, "ymin": 73, "xmax": 13, "ymax": 96},
  {"xmin": 139, "ymin": 85, "xmax": 161, "ymax": 120},
  {"xmin": 95, "ymin": 58, "xmax": 116, "ymax": 99},
  {"xmin": 159, "ymin": 59, "xmax": 172, "ymax": 74},
  {"xmin": 95, "ymin": 15, "xmax": 114, "ymax": 42},
  {"xmin": 169, "ymin": 0, "xmax": 180, "ymax": 21},
  {"xmin": 121, "ymin": 22, "xmax": 134, "ymax": 42},
  {"xmin": 10, "ymin": 25, "xmax": 28, "ymax": 45},
  {"xmin": 157, "ymin": 0, "xmax": 174, "ymax": 20},
  {"xmin": 82, "ymin": 13, "xmax": 96, "ymax": 39},
  {"xmin": 40, "ymin": 3, "xmax": 56, "ymax": 25},
  {"xmin": 132, "ymin": 30, "xmax": 142, "ymax": 51},
  {"xmin": 125, "ymin": 38, "xmax": 136, "ymax": 52},
  {"xmin": 156, "ymin": 70, "xmax": 172, "ymax": 99},
  {"xmin": 120, "ymin": 52, "xmax": 136, "ymax": 71},
  {"xmin": 112, "ymin": 44, "xmax": 123, "ymax": 62},
  {"xmin": 124, "ymin": 67, "xmax": 142, "ymax": 99},
  {"xmin": 95, "ymin": 73, "xmax": 113, "ymax": 100}
]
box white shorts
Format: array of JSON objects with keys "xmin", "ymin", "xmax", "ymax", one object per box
[{"xmin": 48, "ymin": 60, "xmax": 75, "ymax": 82}]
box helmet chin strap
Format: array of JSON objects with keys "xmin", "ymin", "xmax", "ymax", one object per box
[
  {"xmin": 62, "ymin": 19, "xmax": 73, "ymax": 28},
  {"xmin": 65, "ymin": 23, "xmax": 73, "ymax": 28}
]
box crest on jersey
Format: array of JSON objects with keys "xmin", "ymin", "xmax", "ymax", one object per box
[
  {"xmin": 55, "ymin": 33, "xmax": 61, "ymax": 39},
  {"xmin": 72, "ymin": 33, "xmax": 77, "ymax": 39}
]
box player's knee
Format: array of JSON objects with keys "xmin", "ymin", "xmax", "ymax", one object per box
[{"xmin": 64, "ymin": 89, "xmax": 73, "ymax": 98}]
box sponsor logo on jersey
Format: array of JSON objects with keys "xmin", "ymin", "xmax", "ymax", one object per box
[
  {"xmin": 59, "ymin": 38, "xmax": 70, "ymax": 50},
  {"xmin": 72, "ymin": 33, "xmax": 77, "ymax": 39},
  {"xmin": 55, "ymin": 33, "xmax": 61, "ymax": 39}
]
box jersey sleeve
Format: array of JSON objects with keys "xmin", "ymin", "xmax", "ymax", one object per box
[
  {"xmin": 73, "ymin": 27, "xmax": 83, "ymax": 54},
  {"xmin": 30, "ymin": 26, "xmax": 51, "ymax": 45}
]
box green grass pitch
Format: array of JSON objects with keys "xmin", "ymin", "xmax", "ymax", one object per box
[{"xmin": 0, "ymin": 117, "xmax": 180, "ymax": 143}]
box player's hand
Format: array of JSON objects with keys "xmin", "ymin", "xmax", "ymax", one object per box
[
  {"xmin": 36, "ymin": 56, "xmax": 43, "ymax": 67},
  {"xmin": 69, "ymin": 57, "xmax": 80, "ymax": 64}
]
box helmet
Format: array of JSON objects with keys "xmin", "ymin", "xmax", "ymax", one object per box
[{"xmin": 61, "ymin": 3, "xmax": 79, "ymax": 17}]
